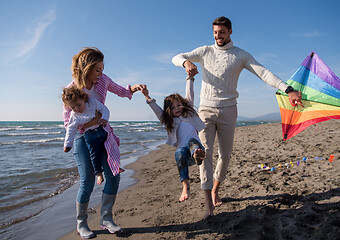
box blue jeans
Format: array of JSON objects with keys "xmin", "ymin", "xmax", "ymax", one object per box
[
  {"xmin": 175, "ymin": 138, "xmax": 204, "ymax": 182},
  {"xmin": 73, "ymin": 133, "xmax": 120, "ymax": 204},
  {"xmin": 84, "ymin": 127, "xmax": 108, "ymax": 175}
]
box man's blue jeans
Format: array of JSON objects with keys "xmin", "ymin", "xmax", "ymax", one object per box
[
  {"xmin": 175, "ymin": 138, "xmax": 204, "ymax": 182},
  {"xmin": 84, "ymin": 127, "xmax": 108, "ymax": 175},
  {"xmin": 73, "ymin": 133, "xmax": 120, "ymax": 204}
]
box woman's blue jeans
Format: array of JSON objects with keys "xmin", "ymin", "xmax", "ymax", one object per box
[
  {"xmin": 73, "ymin": 133, "xmax": 120, "ymax": 204},
  {"xmin": 175, "ymin": 138, "xmax": 204, "ymax": 182}
]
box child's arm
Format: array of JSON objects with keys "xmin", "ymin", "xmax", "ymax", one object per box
[
  {"xmin": 185, "ymin": 76, "xmax": 195, "ymax": 106},
  {"xmin": 64, "ymin": 146, "xmax": 72, "ymax": 152},
  {"xmin": 141, "ymin": 85, "xmax": 163, "ymax": 120},
  {"xmin": 64, "ymin": 116, "xmax": 78, "ymax": 152},
  {"xmin": 141, "ymin": 85, "xmax": 151, "ymax": 100}
]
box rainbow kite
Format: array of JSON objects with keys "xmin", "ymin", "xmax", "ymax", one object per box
[{"xmin": 276, "ymin": 52, "xmax": 340, "ymax": 140}]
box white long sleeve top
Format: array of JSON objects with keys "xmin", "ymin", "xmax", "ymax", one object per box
[
  {"xmin": 64, "ymin": 98, "xmax": 110, "ymax": 148},
  {"xmin": 172, "ymin": 41, "xmax": 288, "ymax": 108},
  {"xmin": 146, "ymin": 79, "xmax": 206, "ymax": 147}
]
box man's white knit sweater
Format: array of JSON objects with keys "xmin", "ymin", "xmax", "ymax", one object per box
[{"xmin": 172, "ymin": 41, "xmax": 288, "ymax": 108}]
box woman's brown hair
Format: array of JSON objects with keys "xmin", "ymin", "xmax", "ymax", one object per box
[{"xmin": 71, "ymin": 47, "xmax": 104, "ymax": 89}]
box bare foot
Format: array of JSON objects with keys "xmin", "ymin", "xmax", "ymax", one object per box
[
  {"xmin": 212, "ymin": 190, "xmax": 222, "ymax": 207},
  {"xmin": 203, "ymin": 190, "xmax": 214, "ymax": 219},
  {"xmin": 212, "ymin": 180, "xmax": 223, "ymax": 207},
  {"xmin": 179, "ymin": 179, "xmax": 190, "ymax": 202},
  {"xmin": 97, "ymin": 173, "xmax": 104, "ymax": 185},
  {"xmin": 193, "ymin": 149, "xmax": 205, "ymax": 165},
  {"xmin": 203, "ymin": 208, "xmax": 214, "ymax": 220}
]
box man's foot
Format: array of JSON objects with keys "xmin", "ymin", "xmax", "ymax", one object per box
[
  {"xmin": 179, "ymin": 179, "xmax": 190, "ymax": 202},
  {"xmin": 203, "ymin": 190, "xmax": 214, "ymax": 219},
  {"xmin": 193, "ymin": 149, "xmax": 205, "ymax": 165},
  {"xmin": 97, "ymin": 173, "xmax": 104, "ymax": 185},
  {"xmin": 212, "ymin": 180, "xmax": 223, "ymax": 207},
  {"xmin": 212, "ymin": 190, "xmax": 222, "ymax": 207},
  {"xmin": 203, "ymin": 208, "xmax": 214, "ymax": 220}
]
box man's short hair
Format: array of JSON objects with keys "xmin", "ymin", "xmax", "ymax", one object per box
[{"xmin": 212, "ymin": 16, "xmax": 232, "ymax": 30}]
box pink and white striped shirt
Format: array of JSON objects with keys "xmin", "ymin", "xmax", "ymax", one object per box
[{"xmin": 63, "ymin": 74, "xmax": 133, "ymax": 176}]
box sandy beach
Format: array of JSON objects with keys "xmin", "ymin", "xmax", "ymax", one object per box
[{"xmin": 60, "ymin": 120, "xmax": 339, "ymax": 240}]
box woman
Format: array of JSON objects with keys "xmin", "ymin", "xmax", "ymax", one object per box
[{"xmin": 63, "ymin": 47, "xmax": 143, "ymax": 239}]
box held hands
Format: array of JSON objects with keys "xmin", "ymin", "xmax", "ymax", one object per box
[
  {"xmin": 288, "ymin": 90, "xmax": 304, "ymax": 107},
  {"xmin": 130, "ymin": 84, "xmax": 146, "ymax": 94},
  {"xmin": 183, "ymin": 60, "xmax": 198, "ymax": 77}
]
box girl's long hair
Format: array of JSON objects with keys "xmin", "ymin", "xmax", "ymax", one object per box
[{"xmin": 161, "ymin": 93, "xmax": 197, "ymax": 133}]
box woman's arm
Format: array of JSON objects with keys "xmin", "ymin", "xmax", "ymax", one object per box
[
  {"xmin": 93, "ymin": 99, "xmax": 110, "ymax": 127},
  {"xmin": 63, "ymin": 106, "xmax": 72, "ymax": 128},
  {"xmin": 82, "ymin": 111, "xmax": 102, "ymax": 129},
  {"xmin": 104, "ymin": 74, "xmax": 145, "ymax": 97}
]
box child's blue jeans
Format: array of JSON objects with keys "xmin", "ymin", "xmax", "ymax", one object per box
[
  {"xmin": 175, "ymin": 138, "xmax": 204, "ymax": 182},
  {"xmin": 84, "ymin": 127, "xmax": 108, "ymax": 175}
]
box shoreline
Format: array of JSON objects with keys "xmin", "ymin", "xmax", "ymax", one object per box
[
  {"xmin": 60, "ymin": 120, "xmax": 339, "ymax": 240},
  {"xmin": 1, "ymin": 141, "xmax": 163, "ymax": 240}
]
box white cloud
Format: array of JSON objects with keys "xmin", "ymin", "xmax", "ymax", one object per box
[
  {"xmin": 151, "ymin": 52, "xmax": 176, "ymax": 64},
  {"xmin": 256, "ymin": 53, "xmax": 279, "ymax": 65},
  {"xmin": 290, "ymin": 30, "xmax": 321, "ymax": 38},
  {"xmin": 112, "ymin": 70, "xmax": 143, "ymax": 85},
  {"xmin": 1, "ymin": 9, "xmax": 56, "ymax": 65}
]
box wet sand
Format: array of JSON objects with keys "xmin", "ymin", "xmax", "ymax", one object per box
[{"xmin": 60, "ymin": 120, "xmax": 340, "ymax": 240}]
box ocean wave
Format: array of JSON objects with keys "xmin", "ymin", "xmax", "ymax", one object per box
[
  {"xmin": 127, "ymin": 127, "xmax": 160, "ymax": 132},
  {"xmin": 0, "ymin": 128, "xmax": 13, "ymax": 132},
  {"xmin": 0, "ymin": 168, "xmax": 78, "ymax": 211},
  {"xmin": 0, "ymin": 177, "xmax": 77, "ymax": 230},
  {"xmin": 0, "ymin": 208, "xmax": 44, "ymax": 230},
  {"xmin": 1, "ymin": 131, "xmax": 62, "ymax": 137},
  {"xmin": 120, "ymin": 138, "xmax": 166, "ymax": 148},
  {"xmin": 0, "ymin": 127, "xmax": 62, "ymax": 132},
  {"xmin": 0, "ymin": 164, "xmax": 77, "ymax": 231},
  {"xmin": 0, "ymin": 137, "xmax": 64, "ymax": 145},
  {"xmin": 112, "ymin": 121, "xmax": 159, "ymax": 127}
]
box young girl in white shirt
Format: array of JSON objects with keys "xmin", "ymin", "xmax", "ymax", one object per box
[
  {"xmin": 62, "ymin": 86, "xmax": 111, "ymax": 185},
  {"xmin": 141, "ymin": 77, "xmax": 206, "ymax": 202}
]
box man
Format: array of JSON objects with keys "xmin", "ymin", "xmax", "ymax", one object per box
[{"xmin": 172, "ymin": 16, "xmax": 302, "ymax": 219}]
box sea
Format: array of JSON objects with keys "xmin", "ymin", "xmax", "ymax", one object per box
[{"xmin": 0, "ymin": 120, "xmax": 276, "ymax": 240}]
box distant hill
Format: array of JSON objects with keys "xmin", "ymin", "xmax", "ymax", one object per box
[{"xmin": 237, "ymin": 112, "xmax": 281, "ymax": 121}]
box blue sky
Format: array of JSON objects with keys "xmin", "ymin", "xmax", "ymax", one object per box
[{"xmin": 0, "ymin": 0, "xmax": 339, "ymax": 121}]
